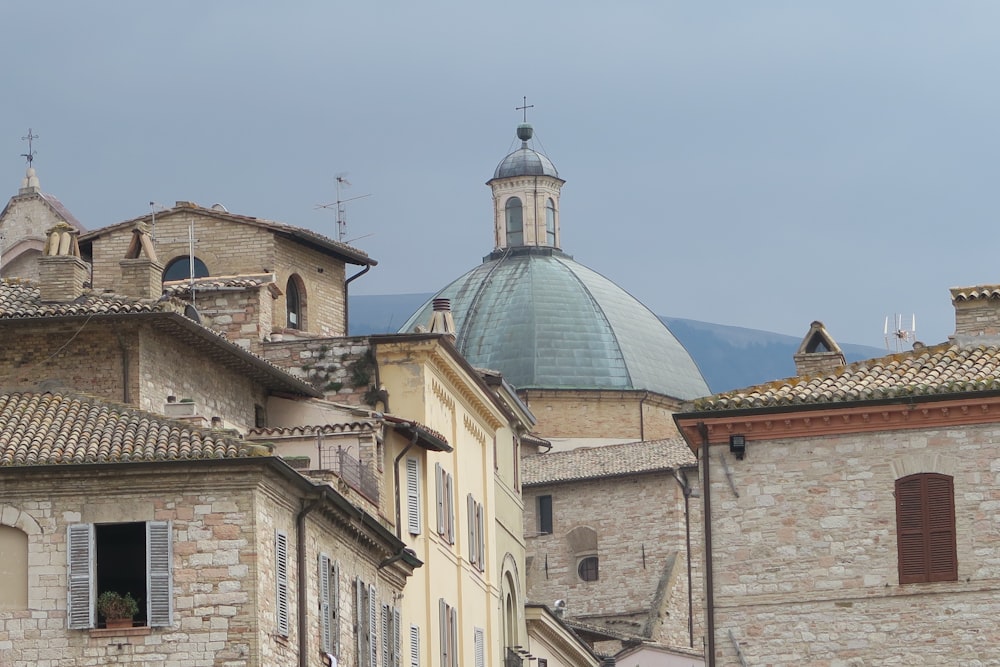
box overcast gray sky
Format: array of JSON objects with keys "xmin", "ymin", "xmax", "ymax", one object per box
[{"xmin": 4, "ymin": 2, "xmax": 999, "ymax": 349}]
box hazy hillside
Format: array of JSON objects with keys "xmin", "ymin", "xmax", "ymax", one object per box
[{"xmin": 349, "ymin": 294, "xmax": 886, "ymax": 393}]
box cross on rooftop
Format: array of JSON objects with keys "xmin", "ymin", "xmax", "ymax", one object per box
[
  {"xmin": 20, "ymin": 128, "xmax": 37, "ymax": 167},
  {"xmin": 516, "ymin": 96, "xmax": 534, "ymax": 122}
]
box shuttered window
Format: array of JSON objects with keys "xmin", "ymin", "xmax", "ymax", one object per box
[
  {"xmin": 67, "ymin": 521, "xmax": 172, "ymax": 630},
  {"xmin": 435, "ymin": 464, "xmax": 454, "ymax": 545},
  {"xmin": 473, "ymin": 627, "xmax": 485, "ymax": 667},
  {"xmin": 410, "ymin": 624, "xmax": 420, "ymax": 667},
  {"xmin": 275, "ymin": 530, "xmax": 289, "ymax": 637},
  {"xmin": 466, "ymin": 495, "xmax": 485, "ymax": 572},
  {"xmin": 357, "ymin": 578, "xmax": 372, "ymax": 667},
  {"xmin": 319, "ymin": 554, "xmax": 340, "ymax": 655},
  {"xmin": 407, "ymin": 458, "xmax": 422, "ymax": 535},
  {"xmin": 896, "ymin": 473, "xmax": 957, "ymax": 584}
]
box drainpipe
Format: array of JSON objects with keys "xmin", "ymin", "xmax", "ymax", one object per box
[
  {"xmin": 344, "ymin": 264, "xmax": 372, "ymax": 335},
  {"xmin": 393, "ymin": 430, "xmax": 420, "ymax": 539},
  {"xmin": 672, "ymin": 468, "xmax": 694, "ymax": 649},
  {"xmin": 297, "ymin": 496, "xmax": 322, "ymax": 667},
  {"xmin": 699, "ymin": 422, "xmax": 716, "ymax": 667}
]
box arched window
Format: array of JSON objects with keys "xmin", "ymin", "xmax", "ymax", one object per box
[
  {"xmin": 545, "ymin": 198, "xmax": 556, "ymax": 246},
  {"xmin": 163, "ymin": 256, "xmax": 209, "ymax": 282},
  {"xmin": 505, "ymin": 197, "xmax": 523, "ymax": 246},
  {"xmin": 286, "ymin": 275, "xmax": 306, "ymax": 330},
  {"xmin": 577, "ymin": 555, "xmax": 599, "ymax": 582}
]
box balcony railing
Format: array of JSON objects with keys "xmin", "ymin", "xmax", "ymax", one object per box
[{"xmin": 318, "ymin": 445, "xmax": 379, "ymax": 503}]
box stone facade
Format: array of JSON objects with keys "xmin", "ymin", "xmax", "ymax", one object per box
[
  {"xmin": 0, "ymin": 458, "xmax": 413, "ymax": 667},
  {"xmin": 520, "ymin": 389, "xmax": 683, "ymax": 445},
  {"xmin": 523, "ymin": 470, "xmax": 693, "ymax": 648}
]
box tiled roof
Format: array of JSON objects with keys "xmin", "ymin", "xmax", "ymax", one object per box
[
  {"xmin": 521, "ymin": 438, "xmax": 695, "ymax": 486},
  {"xmin": 689, "ymin": 341, "xmax": 1000, "ymax": 413},
  {"xmin": 0, "ymin": 390, "xmax": 255, "ymax": 466},
  {"xmin": 163, "ymin": 275, "xmax": 272, "ymax": 296},
  {"xmin": 0, "ymin": 280, "xmax": 160, "ymax": 319},
  {"xmin": 249, "ymin": 422, "xmax": 376, "ymax": 438},
  {"xmin": 79, "ymin": 203, "xmax": 375, "ymax": 266}
]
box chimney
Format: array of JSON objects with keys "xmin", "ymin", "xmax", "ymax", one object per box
[
  {"xmin": 38, "ymin": 222, "xmax": 88, "ymax": 302},
  {"xmin": 950, "ymin": 285, "xmax": 1000, "ymax": 339},
  {"xmin": 428, "ymin": 298, "xmax": 457, "ymax": 340},
  {"xmin": 793, "ymin": 321, "xmax": 846, "ymax": 377},
  {"xmin": 119, "ymin": 222, "xmax": 163, "ymax": 299}
]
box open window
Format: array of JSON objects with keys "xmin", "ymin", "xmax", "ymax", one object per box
[{"xmin": 67, "ymin": 521, "xmax": 172, "ymax": 629}]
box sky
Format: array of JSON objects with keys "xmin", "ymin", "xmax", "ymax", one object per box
[{"xmin": 4, "ymin": 2, "xmax": 1000, "ymax": 349}]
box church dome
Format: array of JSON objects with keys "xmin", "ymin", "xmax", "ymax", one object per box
[
  {"xmin": 492, "ymin": 124, "xmax": 560, "ymax": 179},
  {"xmin": 400, "ymin": 247, "xmax": 710, "ymax": 399}
]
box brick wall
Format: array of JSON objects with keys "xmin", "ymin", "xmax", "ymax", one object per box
[{"xmin": 521, "ymin": 390, "xmax": 682, "ymax": 440}]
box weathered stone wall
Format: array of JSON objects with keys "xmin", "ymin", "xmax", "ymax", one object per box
[
  {"xmin": 273, "ymin": 236, "xmax": 347, "ymax": 337},
  {"xmin": 704, "ymin": 423, "xmax": 1000, "ymax": 665},
  {"xmin": 263, "ymin": 336, "xmax": 374, "ymax": 405},
  {"xmin": 0, "ymin": 194, "xmax": 61, "ymax": 282},
  {"xmin": 522, "ymin": 472, "xmax": 690, "ymax": 645},
  {"xmin": 521, "ymin": 390, "xmax": 681, "ymax": 440}
]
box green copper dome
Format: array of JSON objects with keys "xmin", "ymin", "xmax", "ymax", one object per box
[{"xmin": 400, "ymin": 247, "xmax": 709, "ymax": 399}]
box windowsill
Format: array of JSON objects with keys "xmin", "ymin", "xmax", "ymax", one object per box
[{"xmin": 89, "ymin": 626, "xmax": 152, "ymax": 638}]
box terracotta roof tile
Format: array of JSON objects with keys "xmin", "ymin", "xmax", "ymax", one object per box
[
  {"xmin": 689, "ymin": 341, "xmax": 1000, "ymax": 412},
  {"xmin": 522, "ymin": 438, "xmax": 695, "ymax": 486},
  {"xmin": 0, "ymin": 390, "xmax": 255, "ymax": 466},
  {"xmin": 0, "ymin": 280, "xmax": 160, "ymax": 319}
]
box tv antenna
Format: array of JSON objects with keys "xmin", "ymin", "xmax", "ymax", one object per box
[
  {"xmin": 884, "ymin": 314, "xmax": 916, "ymax": 352},
  {"xmin": 315, "ymin": 173, "xmax": 372, "ymax": 242}
]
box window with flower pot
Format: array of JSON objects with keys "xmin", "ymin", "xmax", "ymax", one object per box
[{"xmin": 67, "ymin": 521, "xmax": 172, "ymax": 629}]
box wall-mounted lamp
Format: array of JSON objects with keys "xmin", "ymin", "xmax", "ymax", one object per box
[{"xmin": 729, "ymin": 434, "xmax": 746, "ymax": 460}]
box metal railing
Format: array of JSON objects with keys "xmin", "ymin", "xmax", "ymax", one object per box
[{"xmin": 318, "ymin": 445, "xmax": 379, "ymax": 503}]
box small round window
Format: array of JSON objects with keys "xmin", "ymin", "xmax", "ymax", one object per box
[{"xmin": 578, "ymin": 556, "xmax": 599, "ymax": 582}]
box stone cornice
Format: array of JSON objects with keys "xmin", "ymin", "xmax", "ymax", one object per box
[{"xmin": 676, "ymin": 395, "xmax": 1000, "ymax": 450}]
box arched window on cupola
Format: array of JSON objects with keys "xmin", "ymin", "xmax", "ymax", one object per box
[
  {"xmin": 545, "ymin": 198, "xmax": 556, "ymax": 246},
  {"xmin": 163, "ymin": 256, "xmax": 209, "ymax": 282},
  {"xmin": 505, "ymin": 197, "xmax": 523, "ymax": 246}
]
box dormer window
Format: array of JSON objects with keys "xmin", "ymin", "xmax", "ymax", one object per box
[{"xmin": 505, "ymin": 197, "xmax": 523, "ymax": 246}]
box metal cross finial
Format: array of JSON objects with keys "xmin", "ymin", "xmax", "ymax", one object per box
[
  {"xmin": 515, "ymin": 96, "xmax": 534, "ymax": 122},
  {"xmin": 20, "ymin": 128, "xmax": 38, "ymax": 167}
]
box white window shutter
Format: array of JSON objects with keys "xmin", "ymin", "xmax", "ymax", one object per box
[
  {"xmin": 357, "ymin": 578, "xmax": 367, "ymax": 667},
  {"xmin": 467, "ymin": 494, "xmax": 476, "ymax": 567},
  {"xmin": 369, "ymin": 583, "xmax": 378, "ymax": 667},
  {"xmin": 333, "ymin": 561, "xmax": 341, "ymax": 657},
  {"xmin": 275, "ymin": 530, "xmax": 289, "ymax": 637},
  {"xmin": 319, "ymin": 553, "xmax": 332, "ymax": 653},
  {"xmin": 381, "ymin": 604, "xmax": 390, "ymax": 667},
  {"xmin": 393, "ymin": 607, "xmax": 402, "ymax": 667},
  {"xmin": 406, "ymin": 457, "xmax": 422, "ymax": 535},
  {"xmin": 446, "ymin": 473, "xmax": 455, "ymax": 545},
  {"xmin": 435, "ymin": 462, "xmax": 444, "ymax": 535},
  {"xmin": 474, "ymin": 627, "xmax": 485, "ymax": 667},
  {"xmin": 67, "ymin": 523, "xmax": 94, "ymax": 629},
  {"xmin": 147, "ymin": 521, "xmax": 173, "ymax": 627},
  {"xmin": 439, "ymin": 599, "xmax": 447, "ymax": 667},
  {"xmin": 409, "ymin": 624, "xmax": 420, "ymax": 667},
  {"xmin": 449, "ymin": 606, "xmax": 457, "ymax": 667}
]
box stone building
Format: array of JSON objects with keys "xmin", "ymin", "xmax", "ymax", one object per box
[
  {"xmin": 0, "ymin": 286, "xmax": 417, "ymax": 667},
  {"xmin": 675, "ymin": 287, "xmax": 1000, "ymax": 665},
  {"xmin": 0, "ymin": 166, "xmax": 85, "ymax": 281},
  {"xmin": 400, "ymin": 120, "xmax": 711, "ymax": 662},
  {"xmin": 521, "ymin": 440, "xmax": 703, "ymax": 664}
]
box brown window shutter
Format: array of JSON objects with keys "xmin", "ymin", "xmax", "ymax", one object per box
[{"xmin": 895, "ymin": 473, "xmax": 957, "ymax": 584}]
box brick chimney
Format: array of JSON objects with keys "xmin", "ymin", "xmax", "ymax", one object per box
[
  {"xmin": 428, "ymin": 298, "xmax": 457, "ymax": 340},
  {"xmin": 793, "ymin": 321, "xmax": 846, "ymax": 377},
  {"xmin": 119, "ymin": 222, "xmax": 163, "ymax": 299},
  {"xmin": 38, "ymin": 222, "xmax": 88, "ymax": 302},
  {"xmin": 950, "ymin": 285, "xmax": 1000, "ymax": 339}
]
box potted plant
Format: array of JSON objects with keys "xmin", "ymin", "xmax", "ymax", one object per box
[{"xmin": 96, "ymin": 591, "xmax": 139, "ymax": 629}]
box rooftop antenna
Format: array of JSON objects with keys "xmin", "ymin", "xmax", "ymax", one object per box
[
  {"xmin": 315, "ymin": 173, "xmax": 372, "ymax": 242},
  {"xmin": 884, "ymin": 313, "xmax": 916, "ymax": 352},
  {"xmin": 148, "ymin": 201, "xmax": 168, "ymax": 242},
  {"xmin": 20, "ymin": 128, "xmax": 38, "ymax": 167}
]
